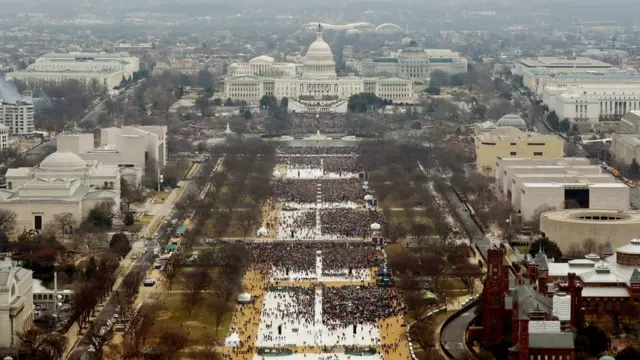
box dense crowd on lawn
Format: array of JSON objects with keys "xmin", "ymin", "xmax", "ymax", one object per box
[
  {"xmin": 277, "ymin": 156, "xmax": 322, "ymax": 168},
  {"xmin": 273, "ymin": 179, "xmax": 317, "ymax": 202},
  {"xmin": 323, "ymin": 286, "xmax": 404, "ymax": 329},
  {"xmin": 323, "ymin": 157, "xmax": 359, "ymax": 173},
  {"xmin": 276, "ymin": 146, "xmax": 357, "ymax": 156},
  {"xmin": 250, "ymin": 243, "xmax": 384, "ymax": 274},
  {"xmin": 320, "ymin": 209, "xmax": 385, "ymax": 237},
  {"xmin": 320, "ymin": 179, "xmax": 365, "ymax": 202}
]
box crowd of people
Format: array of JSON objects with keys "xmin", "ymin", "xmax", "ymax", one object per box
[
  {"xmin": 278, "ymin": 156, "xmax": 322, "ymax": 168},
  {"xmin": 276, "ymin": 146, "xmax": 357, "ymax": 156},
  {"xmin": 273, "ymin": 179, "xmax": 317, "ymax": 202},
  {"xmin": 323, "ymin": 286, "xmax": 404, "ymax": 329},
  {"xmin": 258, "ymin": 286, "xmax": 316, "ymax": 344},
  {"xmin": 320, "ymin": 179, "xmax": 365, "ymax": 202},
  {"xmin": 251, "ymin": 243, "xmax": 384, "ymax": 274},
  {"xmin": 320, "ymin": 209, "xmax": 385, "ymax": 238},
  {"xmin": 323, "ymin": 158, "xmax": 358, "ymax": 173}
]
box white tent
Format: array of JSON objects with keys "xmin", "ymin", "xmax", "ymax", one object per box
[
  {"xmin": 272, "ymin": 171, "xmax": 282, "ymax": 178},
  {"xmin": 364, "ymin": 194, "xmax": 374, "ymax": 201},
  {"xmin": 225, "ymin": 333, "xmax": 241, "ymax": 347},
  {"xmin": 256, "ymin": 227, "xmax": 268, "ymax": 237},
  {"xmin": 237, "ymin": 292, "xmax": 252, "ymax": 304},
  {"xmin": 370, "ymin": 223, "xmax": 381, "ymax": 231}
]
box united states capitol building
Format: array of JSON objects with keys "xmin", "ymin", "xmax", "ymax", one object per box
[{"xmin": 222, "ymin": 25, "xmax": 414, "ymax": 113}]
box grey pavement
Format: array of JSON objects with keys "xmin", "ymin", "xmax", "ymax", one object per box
[{"xmin": 68, "ymin": 173, "xmax": 200, "ymax": 357}]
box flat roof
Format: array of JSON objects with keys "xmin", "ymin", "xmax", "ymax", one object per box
[
  {"xmin": 523, "ymin": 182, "xmax": 627, "ymax": 188},
  {"xmin": 582, "ymin": 287, "xmax": 629, "ymax": 298},
  {"xmin": 519, "ymin": 56, "xmax": 612, "ymax": 68}
]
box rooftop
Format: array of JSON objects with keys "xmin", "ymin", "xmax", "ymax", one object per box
[{"xmin": 519, "ymin": 56, "xmax": 613, "ymax": 68}]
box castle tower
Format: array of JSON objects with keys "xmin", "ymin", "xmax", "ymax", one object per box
[
  {"xmin": 568, "ymin": 272, "xmax": 584, "ymax": 329},
  {"xmin": 630, "ymin": 268, "xmax": 640, "ymax": 304},
  {"xmin": 602, "ymin": 240, "xmax": 614, "ymax": 258},
  {"xmin": 517, "ymin": 316, "xmax": 530, "ymax": 360},
  {"xmin": 482, "ymin": 247, "xmax": 508, "ymax": 345}
]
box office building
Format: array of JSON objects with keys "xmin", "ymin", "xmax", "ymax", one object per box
[
  {"xmin": 541, "ymin": 83, "xmax": 640, "ymax": 132},
  {"xmin": 522, "ymin": 70, "xmax": 639, "ymax": 96},
  {"xmin": 0, "ymin": 125, "xmax": 8, "ymax": 150},
  {"xmin": 474, "ymin": 127, "xmax": 564, "ymax": 173},
  {"xmin": 514, "ymin": 56, "xmax": 613, "ymax": 76},
  {"xmin": 6, "ymin": 52, "xmax": 139, "ymax": 90},
  {"xmin": 1, "ymin": 91, "xmax": 35, "ymax": 136},
  {"xmin": 0, "ymin": 256, "xmax": 34, "ymax": 348}
]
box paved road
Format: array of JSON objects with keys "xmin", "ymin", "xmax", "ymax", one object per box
[
  {"xmin": 69, "ymin": 178, "xmax": 200, "ymax": 357},
  {"xmin": 440, "ymin": 306, "xmax": 478, "ymax": 359}
]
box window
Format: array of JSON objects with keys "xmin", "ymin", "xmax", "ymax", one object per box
[
  {"xmin": 510, "ymin": 142, "xmax": 516, "ymax": 145},
  {"xmin": 528, "ymin": 143, "xmax": 546, "ymax": 146},
  {"xmin": 534, "ymin": 152, "xmax": 543, "ymax": 156},
  {"xmin": 34, "ymin": 215, "xmax": 42, "ymax": 230},
  {"xmin": 510, "ymin": 152, "xmax": 517, "ymax": 156}
]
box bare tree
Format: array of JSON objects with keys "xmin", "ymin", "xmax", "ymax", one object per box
[
  {"xmin": 162, "ymin": 256, "xmax": 182, "ymax": 291},
  {"xmin": 182, "ymin": 269, "xmax": 213, "ymax": 315},
  {"xmin": 409, "ymin": 319, "xmax": 437, "ymax": 351},
  {"xmin": 0, "ymin": 209, "xmax": 17, "ymax": 233},
  {"xmin": 156, "ymin": 326, "xmax": 189, "ymax": 360},
  {"xmin": 238, "ymin": 204, "xmax": 261, "ymax": 238},
  {"xmin": 51, "ymin": 212, "xmax": 77, "ymax": 235},
  {"xmin": 120, "ymin": 180, "xmax": 146, "ymax": 212},
  {"xmin": 208, "ymin": 296, "xmax": 231, "ymax": 336}
]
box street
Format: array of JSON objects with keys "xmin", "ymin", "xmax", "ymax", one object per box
[{"xmin": 68, "ymin": 179, "xmax": 199, "ymax": 357}]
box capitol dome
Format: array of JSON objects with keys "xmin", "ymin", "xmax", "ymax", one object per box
[
  {"xmin": 303, "ymin": 24, "xmax": 336, "ymax": 78},
  {"xmin": 39, "ymin": 151, "xmax": 86, "ymax": 171},
  {"xmin": 496, "ymin": 114, "xmax": 528, "ymax": 131}
]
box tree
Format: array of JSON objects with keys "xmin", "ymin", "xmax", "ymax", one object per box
[
  {"xmin": 162, "ymin": 256, "xmax": 182, "ymax": 291},
  {"xmin": 195, "ymin": 94, "xmax": 211, "ymax": 116},
  {"xmin": 120, "ymin": 179, "xmax": 146, "ymax": 212},
  {"xmin": 0, "ymin": 209, "xmax": 17, "ymax": 233},
  {"xmin": 280, "ymin": 96, "xmax": 289, "ymax": 110},
  {"xmin": 529, "ymin": 237, "xmax": 563, "ymax": 261},
  {"xmin": 109, "ymin": 233, "xmax": 131, "ymax": 258},
  {"xmin": 182, "ymin": 269, "xmax": 212, "ymax": 315},
  {"xmin": 616, "ymin": 346, "xmax": 639, "ymax": 360},
  {"xmin": 259, "ymin": 95, "xmax": 277, "ymax": 109},
  {"xmin": 238, "ymin": 204, "xmax": 261, "ymax": 238},
  {"xmin": 83, "ymin": 200, "xmax": 117, "ymax": 230},
  {"xmin": 208, "ymin": 296, "xmax": 231, "ymax": 336},
  {"xmin": 196, "ymin": 69, "xmax": 215, "ymax": 90},
  {"xmin": 157, "ymin": 326, "xmax": 189, "ymax": 360},
  {"xmin": 547, "ymin": 111, "xmax": 560, "ymax": 131},
  {"xmin": 409, "ymin": 319, "xmax": 436, "ymax": 351},
  {"xmin": 526, "ymin": 204, "xmax": 556, "ymax": 234},
  {"xmin": 425, "ymin": 86, "xmax": 440, "ymax": 95},
  {"xmin": 51, "ymin": 212, "xmax": 77, "ymax": 235},
  {"xmin": 575, "ymin": 324, "xmax": 610, "ymax": 356},
  {"xmin": 559, "ymin": 118, "xmax": 571, "ymax": 132},
  {"xmin": 629, "ymin": 159, "xmax": 640, "ymax": 180},
  {"xmin": 429, "ymin": 70, "xmax": 450, "ymax": 88}
]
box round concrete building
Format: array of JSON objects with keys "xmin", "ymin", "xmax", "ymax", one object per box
[{"xmin": 540, "ymin": 209, "xmax": 640, "ymax": 251}]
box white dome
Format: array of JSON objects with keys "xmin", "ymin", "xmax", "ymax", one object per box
[
  {"xmin": 237, "ymin": 292, "xmax": 252, "ymax": 303},
  {"xmin": 303, "ymin": 25, "xmax": 336, "ymax": 78},
  {"xmin": 307, "ymin": 36, "xmax": 332, "ymax": 57},
  {"xmin": 39, "ymin": 151, "xmax": 86, "ymax": 171},
  {"xmin": 256, "ymin": 227, "xmax": 268, "ymax": 236},
  {"xmin": 370, "ymin": 223, "xmax": 381, "ymax": 231},
  {"xmin": 272, "ymin": 171, "xmax": 281, "ymax": 178}
]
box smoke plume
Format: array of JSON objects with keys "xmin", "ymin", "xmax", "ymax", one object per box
[{"xmin": 0, "ymin": 78, "xmax": 22, "ymax": 103}]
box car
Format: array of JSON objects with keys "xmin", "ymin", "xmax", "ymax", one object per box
[
  {"xmin": 143, "ymin": 279, "xmax": 156, "ymax": 286},
  {"xmin": 131, "ymin": 254, "xmax": 138, "ymax": 260}
]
